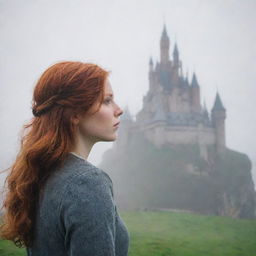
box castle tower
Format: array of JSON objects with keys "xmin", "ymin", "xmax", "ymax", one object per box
[
  {"xmin": 172, "ymin": 42, "xmax": 181, "ymax": 85},
  {"xmin": 202, "ymin": 100, "xmax": 210, "ymax": 125},
  {"xmin": 191, "ymin": 72, "xmax": 201, "ymax": 112},
  {"xmin": 160, "ymin": 24, "xmax": 170, "ymax": 64},
  {"xmin": 211, "ymin": 92, "xmax": 226, "ymax": 154},
  {"xmin": 173, "ymin": 42, "xmax": 180, "ymax": 70},
  {"xmin": 184, "ymin": 70, "xmax": 190, "ymax": 87},
  {"xmin": 149, "ymin": 57, "xmax": 154, "ymax": 90}
]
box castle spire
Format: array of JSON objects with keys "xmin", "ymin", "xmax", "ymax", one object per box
[
  {"xmin": 162, "ymin": 23, "xmax": 167, "ymax": 37},
  {"xmin": 160, "ymin": 24, "xmax": 170, "ymax": 64},
  {"xmin": 203, "ymin": 100, "xmax": 209, "ymax": 114},
  {"xmin": 203, "ymin": 99, "xmax": 209, "ymax": 121},
  {"xmin": 149, "ymin": 56, "xmax": 153, "ymax": 71},
  {"xmin": 173, "ymin": 42, "xmax": 179, "ymax": 60},
  {"xmin": 149, "ymin": 56, "xmax": 154, "ymax": 89},
  {"xmin": 211, "ymin": 91, "xmax": 226, "ymax": 154},
  {"xmin": 212, "ymin": 92, "xmax": 225, "ymax": 111},
  {"xmin": 173, "ymin": 41, "xmax": 182, "ymax": 77},
  {"xmin": 191, "ymin": 72, "xmax": 201, "ymax": 112},
  {"xmin": 184, "ymin": 69, "xmax": 189, "ymax": 86},
  {"xmin": 191, "ymin": 72, "xmax": 199, "ymax": 87},
  {"xmin": 173, "ymin": 42, "xmax": 180, "ymax": 68}
]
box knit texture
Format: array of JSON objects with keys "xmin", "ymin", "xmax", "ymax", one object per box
[{"xmin": 26, "ymin": 153, "xmax": 130, "ymax": 256}]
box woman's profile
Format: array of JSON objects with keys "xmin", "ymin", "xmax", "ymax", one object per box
[{"xmin": 0, "ymin": 61, "xmax": 130, "ymax": 255}]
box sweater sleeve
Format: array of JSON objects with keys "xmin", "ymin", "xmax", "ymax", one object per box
[{"xmin": 59, "ymin": 170, "xmax": 116, "ymax": 256}]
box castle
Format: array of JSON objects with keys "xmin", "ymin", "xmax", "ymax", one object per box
[{"xmin": 115, "ymin": 25, "xmax": 227, "ymax": 161}]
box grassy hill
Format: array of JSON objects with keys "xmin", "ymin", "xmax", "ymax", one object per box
[
  {"xmin": 1, "ymin": 210, "xmax": 256, "ymax": 256},
  {"xmin": 124, "ymin": 210, "xmax": 256, "ymax": 256},
  {"xmin": 0, "ymin": 239, "xmax": 26, "ymax": 256}
]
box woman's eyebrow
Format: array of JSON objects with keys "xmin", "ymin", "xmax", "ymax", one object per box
[{"xmin": 105, "ymin": 93, "xmax": 113, "ymax": 97}]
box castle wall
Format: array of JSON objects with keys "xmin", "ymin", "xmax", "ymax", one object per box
[
  {"xmin": 191, "ymin": 87, "xmax": 201, "ymax": 113},
  {"xmin": 167, "ymin": 87, "xmax": 191, "ymax": 113},
  {"xmin": 142, "ymin": 123, "xmax": 216, "ymax": 147}
]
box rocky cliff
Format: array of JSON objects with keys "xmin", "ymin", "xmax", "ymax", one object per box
[{"xmin": 99, "ymin": 131, "xmax": 256, "ymax": 219}]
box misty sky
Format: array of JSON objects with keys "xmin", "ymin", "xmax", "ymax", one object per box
[{"xmin": 0, "ymin": 0, "xmax": 256, "ymax": 190}]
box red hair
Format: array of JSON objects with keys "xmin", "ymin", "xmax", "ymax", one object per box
[{"xmin": 0, "ymin": 61, "xmax": 109, "ymax": 247}]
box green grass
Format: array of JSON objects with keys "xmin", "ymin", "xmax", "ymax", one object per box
[
  {"xmin": 1, "ymin": 210, "xmax": 256, "ymax": 256},
  {"xmin": 121, "ymin": 210, "xmax": 256, "ymax": 256},
  {"xmin": 0, "ymin": 239, "xmax": 26, "ymax": 256}
]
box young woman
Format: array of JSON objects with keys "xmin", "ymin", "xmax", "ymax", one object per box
[{"xmin": 0, "ymin": 61, "xmax": 130, "ymax": 255}]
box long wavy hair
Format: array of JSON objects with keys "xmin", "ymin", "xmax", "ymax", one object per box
[{"xmin": 0, "ymin": 61, "xmax": 109, "ymax": 248}]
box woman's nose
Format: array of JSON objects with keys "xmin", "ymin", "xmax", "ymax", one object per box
[{"xmin": 115, "ymin": 104, "xmax": 123, "ymax": 116}]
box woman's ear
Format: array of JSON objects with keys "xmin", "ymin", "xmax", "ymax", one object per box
[{"xmin": 71, "ymin": 115, "xmax": 80, "ymax": 125}]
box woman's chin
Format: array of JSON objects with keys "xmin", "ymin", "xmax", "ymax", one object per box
[{"xmin": 100, "ymin": 133, "xmax": 118, "ymax": 142}]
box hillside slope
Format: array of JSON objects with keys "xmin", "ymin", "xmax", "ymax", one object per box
[{"xmin": 99, "ymin": 132, "xmax": 256, "ymax": 219}]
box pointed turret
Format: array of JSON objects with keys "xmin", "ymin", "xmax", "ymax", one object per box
[
  {"xmin": 203, "ymin": 100, "xmax": 209, "ymax": 121},
  {"xmin": 149, "ymin": 56, "xmax": 153, "ymax": 71},
  {"xmin": 184, "ymin": 70, "xmax": 189, "ymax": 86},
  {"xmin": 191, "ymin": 72, "xmax": 199, "ymax": 87},
  {"xmin": 184, "ymin": 76, "xmax": 189, "ymax": 86},
  {"xmin": 172, "ymin": 42, "xmax": 183, "ymax": 81},
  {"xmin": 212, "ymin": 92, "xmax": 225, "ymax": 111},
  {"xmin": 162, "ymin": 24, "xmax": 168, "ymax": 38},
  {"xmin": 149, "ymin": 56, "xmax": 155, "ymax": 90},
  {"xmin": 173, "ymin": 42, "xmax": 180, "ymax": 71},
  {"xmin": 173, "ymin": 42, "xmax": 179, "ymax": 63},
  {"xmin": 211, "ymin": 91, "xmax": 226, "ymax": 155},
  {"xmin": 190, "ymin": 72, "xmax": 201, "ymax": 112},
  {"xmin": 160, "ymin": 24, "xmax": 170, "ymax": 64}
]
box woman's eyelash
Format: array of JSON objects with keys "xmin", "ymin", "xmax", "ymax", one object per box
[{"xmin": 104, "ymin": 98, "xmax": 112, "ymax": 104}]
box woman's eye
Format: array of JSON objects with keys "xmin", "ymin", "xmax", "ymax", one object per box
[{"xmin": 104, "ymin": 98, "xmax": 112, "ymax": 104}]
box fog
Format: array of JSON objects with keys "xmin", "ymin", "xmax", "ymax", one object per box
[{"xmin": 1, "ymin": 0, "xmax": 256, "ymax": 201}]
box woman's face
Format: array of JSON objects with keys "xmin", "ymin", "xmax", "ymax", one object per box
[{"xmin": 77, "ymin": 78, "xmax": 123, "ymax": 143}]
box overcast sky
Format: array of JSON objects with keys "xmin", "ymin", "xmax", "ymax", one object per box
[{"xmin": 0, "ymin": 0, "xmax": 255, "ymax": 190}]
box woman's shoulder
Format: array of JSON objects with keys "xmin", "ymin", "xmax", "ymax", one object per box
[
  {"xmin": 58, "ymin": 155, "xmax": 115, "ymax": 214},
  {"xmin": 44, "ymin": 153, "xmax": 113, "ymax": 199},
  {"xmin": 66, "ymin": 153, "xmax": 112, "ymax": 186},
  {"xmin": 59, "ymin": 153, "xmax": 112, "ymax": 192}
]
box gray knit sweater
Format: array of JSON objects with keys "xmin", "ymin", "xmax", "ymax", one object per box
[{"xmin": 26, "ymin": 152, "xmax": 130, "ymax": 256}]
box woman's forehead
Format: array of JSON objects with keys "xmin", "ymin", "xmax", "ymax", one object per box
[{"xmin": 104, "ymin": 79, "xmax": 113, "ymax": 95}]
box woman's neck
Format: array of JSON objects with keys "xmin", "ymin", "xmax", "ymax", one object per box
[{"xmin": 70, "ymin": 131, "xmax": 96, "ymax": 160}]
